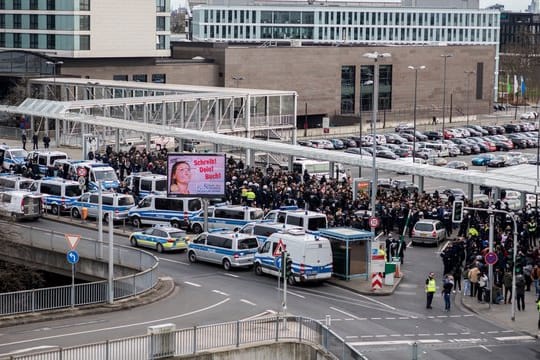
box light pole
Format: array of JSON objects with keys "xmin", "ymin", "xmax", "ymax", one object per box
[
  {"xmin": 358, "ymin": 78, "xmax": 374, "ymax": 177},
  {"xmin": 45, "ymin": 60, "xmax": 63, "ymax": 100},
  {"xmin": 232, "ymin": 75, "xmax": 244, "ymax": 88},
  {"xmin": 441, "ymin": 54, "xmax": 453, "ymax": 141},
  {"xmin": 465, "ymin": 70, "xmax": 475, "ymax": 127},
  {"xmin": 363, "ymin": 51, "xmax": 391, "ymax": 231},
  {"xmin": 408, "ymin": 65, "xmax": 426, "ymax": 179}
]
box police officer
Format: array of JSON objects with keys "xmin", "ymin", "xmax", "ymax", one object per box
[
  {"xmin": 425, "ymin": 272, "xmax": 437, "ymax": 309},
  {"xmin": 528, "ymin": 219, "xmax": 537, "ymax": 248}
]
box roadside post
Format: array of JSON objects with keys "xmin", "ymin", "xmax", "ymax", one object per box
[{"xmin": 65, "ymin": 233, "xmax": 81, "ymax": 308}]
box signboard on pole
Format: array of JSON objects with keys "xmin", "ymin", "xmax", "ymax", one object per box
[
  {"xmin": 484, "ymin": 251, "xmax": 498, "ymax": 265},
  {"xmin": 273, "ymin": 239, "xmax": 286, "ymax": 257},
  {"xmin": 167, "ymin": 153, "xmax": 226, "ymax": 198},
  {"xmin": 65, "ymin": 234, "xmax": 81, "ymax": 250},
  {"xmin": 67, "ymin": 250, "xmax": 79, "ymax": 264}
]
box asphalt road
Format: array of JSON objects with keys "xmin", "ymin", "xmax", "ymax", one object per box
[{"xmin": 1, "ymin": 218, "xmax": 538, "ymax": 359}]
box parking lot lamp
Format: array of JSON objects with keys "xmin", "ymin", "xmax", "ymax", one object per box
[
  {"xmin": 363, "ymin": 51, "xmax": 391, "ymax": 229},
  {"xmin": 441, "ymin": 54, "xmax": 453, "ymax": 141},
  {"xmin": 465, "ymin": 70, "xmax": 475, "ymax": 127}
]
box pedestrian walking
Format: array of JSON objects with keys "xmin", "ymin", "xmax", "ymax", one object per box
[
  {"xmin": 516, "ymin": 273, "xmax": 526, "ymax": 311},
  {"xmin": 43, "ymin": 133, "xmax": 50, "ymax": 149},
  {"xmin": 21, "ymin": 129, "xmax": 27, "ymax": 150},
  {"xmin": 32, "ymin": 132, "xmax": 39, "ymax": 150},
  {"xmin": 442, "ymin": 274, "xmax": 454, "ymax": 311},
  {"xmin": 425, "ymin": 272, "xmax": 437, "ymax": 309}
]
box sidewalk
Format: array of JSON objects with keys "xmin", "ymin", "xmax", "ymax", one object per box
[{"xmin": 460, "ymin": 290, "xmax": 540, "ymax": 338}]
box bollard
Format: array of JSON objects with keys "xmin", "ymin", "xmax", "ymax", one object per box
[
  {"xmin": 325, "ymin": 315, "xmax": 331, "ymax": 327},
  {"xmin": 81, "ymin": 207, "xmax": 88, "ymax": 223},
  {"xmin": 412, "ymin": 341, "xmax": 418, "ymax": 360}
]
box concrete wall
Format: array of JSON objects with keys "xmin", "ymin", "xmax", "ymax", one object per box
[{"xmin": 176, "ymin": 342, "xmax": 334, "ymax": 360}]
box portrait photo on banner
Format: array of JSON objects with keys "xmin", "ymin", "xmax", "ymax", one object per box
[{"xmin": 167, "ymin": 153, "xmax": 226, "ymax": 197}]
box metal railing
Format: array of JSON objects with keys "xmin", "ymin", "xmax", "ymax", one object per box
[
  {"xmin": 0, "ymin": 222, "xmax": 159, "ymax": 316},
  {"xmin": 2, "ymin": 316, "xmax": 367, "ymax": 360}
]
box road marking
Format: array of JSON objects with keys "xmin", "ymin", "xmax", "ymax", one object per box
[
  {"xmin": 349, "ymin": 339, "xmax": 442, "ymax": 346},
  {"xmin": 223, "ymin": 273, "xmax": 239, "ymax": 278},
  {"xmin": 184, "ymin": 281, "xmax": 201, "ymax": 287},
  {"xmin": 346, "ymin": 336, "xmax": 359, "ymax": 339},
  {"xmin": 372, "ymin": 317, "xmax": 381, "ymax": 320},
  {"xmin": 212, "ymin": 290, "xmax": 229, "ymax": 296},
  {"xmin": 480, "ymin": 345, "xmax": 492, "ymax": 352},
  {"xmin": 326, "ymin": 284, "xmax": 396, "ymax": 310},
  {"xmin": 385, "ymin": 317, "xmax": 396, "ymax": 320},
  {"xmin": 0, "ymin": 298, "xmax": 231, "ymax": 349},
  {"xmin": 447, "ymin": 333, "xmax": 457, "ymax": 336},
  {"xmin": 434, "ymin": 333, "xmax": 444, "ymax": 336},
  {"xmin": 453, "ymin": 338, "xmax": 483, "ymax": 343},
  {"xmin": 495, "ymin": 335, "xmax": 536, "ymax": 341},
  {"xmin": 418, "ymin": 334, "xmax": 429, "ymax": 336},
  {"xmin": 286, "ymin": 290, "xmax": 305, "ymax": 299},
  {"xmin": 375, "ymin": 334, "xmax": 387, "ymax": 338},
  {"xmin": 398, "ymin": 317, "xmax": 410, "ymax": 320},
  {"xmin": 240, "ymin": 299, "xmax": 256, "ymax": 306},
  {"xmin": 398, "ymin": 283, "xmax": 418, "ymax": 288},
  {"xmin": 390, "ymin": 334, "xmax": 401, "ymax": 337},
  {"xmin": 159, "ymin": 258, "xmax": 189, "ymax": 266},
  {"xmin": 393, "ymin": 291, "xmax": 417, "ymax": 296},
  {"xmin": 486, "ymin": 331, "xmax": 499, "ymax": 334},
  {"xmin": 330, "ymin": 307, "xmax": 362, "ymax": 320}
]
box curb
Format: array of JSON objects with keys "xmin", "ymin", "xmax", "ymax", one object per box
[
  {"xmin": 0, "ymin": 277, "xmax": 176, "ymax": 328},
  {"xmin": 326, "ymin": 276, "xmax": 402, "ymax": 297}
]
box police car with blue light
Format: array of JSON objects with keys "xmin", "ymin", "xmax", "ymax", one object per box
[
  {"xmin": 129, "ymin": 224, "xmax": 189, "ymax": 253},
  {"xmin": 187, "ymin": 230, "xmax": 259, "ymax": 270}
]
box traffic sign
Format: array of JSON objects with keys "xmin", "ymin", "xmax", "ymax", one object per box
[
  {"xmin": 78, "ymin": 176, "xmax": 86, "ymax": 186},
  {"xmin": 273, "ymin": 239, "xmax": 286, "ymax": 257},
  {"xmin": 369, "ymin": 216, "xmax": 380, "ymax": 228},
  {"xmin": 65, "ymin": 234, "xmax": 81, "ymax": 250},
  {"xmin": 371, "ymin": 272, "xmax": 383, "ymax": 290},
  {"xmin": 77, "ymin": 167, "xmax": 87, "ymax": 177},
  {"xmin": 484, "ymin": 251, "xmax": 498, "ymax": 265},
  {"xmin": 67, "ymin": 250, "xmax": 79, "ymax": 264}
]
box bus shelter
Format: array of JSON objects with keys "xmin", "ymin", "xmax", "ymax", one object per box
[{"xmin": 319, "ymin": 227, "xmax": 372, "ymax": 280}]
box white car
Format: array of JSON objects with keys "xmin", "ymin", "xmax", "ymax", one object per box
[{"xmin": 520, "ymin": 111, "xmax": 538, "ymax": 120}]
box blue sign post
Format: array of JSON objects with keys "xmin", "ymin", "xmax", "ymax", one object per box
[{"xmin": 67, "ymin": 250, "xmax": 79, "ymax": 307}]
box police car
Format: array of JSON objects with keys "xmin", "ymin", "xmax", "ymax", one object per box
[
  {"xmin": 29, "ymin": 177, "xmax": 82, "ymax": 215},
  {"xmin": 71, "ymin": 192, "xmax": 136, "ymax": 223},
  {"xmin": 0, "ymin": 145, "xmax": 28, "ymax": 171},
  {"xmin": 129, "ymin": 224, "xmax": 189, "ymax": 253}
]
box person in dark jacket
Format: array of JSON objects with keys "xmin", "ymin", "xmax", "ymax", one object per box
[{"xmin": 32, "ymin": 132, "xmax": 39, "ymax": 150}]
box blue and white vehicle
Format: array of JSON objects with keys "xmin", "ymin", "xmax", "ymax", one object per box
[
  {"xmin": 0, "ymin": 174, "xmax": 34, "ymax": 191},
  {"xmin": 69, "ymin": 162, "xmax": 120, "ymax": 191},
  {"xmin": 188, "ymin": 204, "xmax": 265, "ymax": 234},
  {"xmin": 238, "ymin": 221, "xmax": 292, "ymax": 245},
  {"xmin": 26, "ymin": 150, "xmax": 68, "ymax": 175},
  {"xmin": 29, "ymin": 177, "xmax": 82, "ymax": 215},
  {"xmin": 0, "ymin": 145, "xmax": 28, "ymax": 171},
  {"xmin": 187, "ymin": 230, "xmax": 259, "ymax": 270},
  {"xmin": 254, "ymin": 228, "xmax": 333, "ymax": 285},
  {"xmin": 123, "ymin": 172, "xmax": 167, "ymax": 200},
  {"xmin": 264, "ymin": 207, "xmax": 328, "ymax": 231},
  {"xmin": 70, "ymin": 192, "xmax": 136, "ymax": 223},
  {"xmin": 128, "ymin": 194, "xmax": 202, "ymax": 229}
]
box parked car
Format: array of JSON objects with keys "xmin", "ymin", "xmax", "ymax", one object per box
[
  {"xmin": 395, "ymin": 123, "xmax": 414, "ymax": 132},
  {"xmin": 426, "ymin": 157, "xmax": 447, "ymax": 166},
  {"xmin": 311, "ymin": 139, "xmax": 334, "ymax": 149},
  {"xmin": 466, "ymin": 124, "xmax": 488, "ymax": 135},
  {"xmin": 487, "ymin": 155, "xmax": 508, "ymax": 167},
  {"xmin": 445, "ymin": 161, "xmax": 468, "ymax": 170},
  {"xmin": 442, "ymin": 188, "xmax": 467, "ymax": 201},
  {"xmin": 423, "ymin": 130, "xmax": 443, "ymax": 140},
  {"xmin": 328, "ymin": 138, "xmax": 345, "ymax": 150},
  {"xmin": 129, "ymin": 224, "xmax": 189, "ymax": 253},
  {"xmin": 376, "ymin": 150, "xmax": 399, "ymax": 160},
  {"xmin": 339, "ymin": 138, "xmax": 358, "ymax": 148},
  {"xmin": 503, "ymin": 123, "xmax": 521, "ymax": 133},
  {"xmin": 471, "ymin": 153, "xmax": 495, "ymax": 166},
  {"xmin": 520, "ymin": 111, "xmax": 538, "ymax": 120},
  {"xmin": 385, "ymin": 133, "xmax": 408, "ymax": 144}
]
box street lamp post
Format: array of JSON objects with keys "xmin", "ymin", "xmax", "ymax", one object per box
[
  {"xmin": 465, "ymin": 70, "xmax": 475, "ymax": 127},
  {"xmin": 363, "ymin": 51, "xmax": 391, "ymax": 232},
  {"xmin": 408, "ymin": 65, "xmax": 426, "ymax": 180},
  {"xmin": 441, "ymin": 54, "xmax": 453, "ymax": 140},
  {"xmin": 45, "ymin": 60, "xmax": 63, "ymax": 100},
  {"xmin": 358, "ymin": 78, "xmax": 374, "ymax": 177}
]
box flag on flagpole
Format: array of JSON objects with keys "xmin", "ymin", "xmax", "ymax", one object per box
[
  {"xmin": 514, "ymin": 75, "xmax": 519, "ymax": 95},
  {"xmin": 520, "ymin": 75, "xmax": 526, "ymax": 96},
  {"xmin": 506, "ymin": 74, "xmax": 511, "ymax": 94}
]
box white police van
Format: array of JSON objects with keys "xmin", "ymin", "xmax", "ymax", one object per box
[
  {"xmin": 29, "ymin": 177, "xmax": 82, "ymax": 215},
  {"xmin": 254, "ymin": 228, "xmax": 333, "ymax": 285},
  {"xmin": 0, "ymin": 145, "xmax": 27, "ymax": 171},
  {"xmin": 69, "ymin": 162, "xmax": 119, "ymax": 191},
  {"xmin": 0, "ymin": 174, "xmax": 34, "ymax": 191},
  {"xmin": 187, "ymin": 230, "xmax": 259, "ymax": 270},
  {"xmin": 264, "ymin": 206, "xmax": 328, "ymax": 231},
  {"xmin": 71, "ymin": 192, "xmax": 136, "ymax": 223},
  {"xmin": 26, "ymin": 151, "xmax": 68, "ymax": 175},
  {"xmin": 0, "ymin": 190, "xmax": 43, "ymax": 221},
  {"xmin": 128, "ymin": 194, "xmax": 202, "ymax": 229},
  {"xmin": 188, "ymin": 204, "xmax": 265, "ymax": 234},
  {"xmin": 238, "ymin": 221, "xmax": 290, "ymax": 245},
  {"xmin": 123, "ymin": 172, "xmax": 167, "ymax": 200}
]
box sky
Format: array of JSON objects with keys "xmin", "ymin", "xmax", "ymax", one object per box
[{"xmin": 172, "ymin": 0, "xmax": 533, "ymax": 11}]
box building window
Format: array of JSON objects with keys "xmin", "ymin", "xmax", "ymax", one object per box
[
  {"xmin": 476, "ymin": 62, "xmax": 483, "ymax": 99},
  {"xmin": 156, "ymin": 16, "xmax": 166, "ymax": 31},
  {"xmin": 79, "ymin": 35, "xmax": 90, "ymax": 50},
  {"xmin": 156, "ymin": 0, "xmax": 166, "ymax": 12},
  {"xmin": 47, "ymin": 15, "xmax": 56, "ymax": 30},
  {"xmin": 80, "ymin": 0, "xmax": 90, "ymax": 11},
  {"xmin": 0, "ymin": 0, "xmax": 4, "ymax": 10},
  {"xmin": 80, "ymin": 15, "xmax": 90, "ymax": 30},
  {"xmin": 13, "ymin": 0, "xmax": 21, "ymax": 10},
  {"xmin": 113, "ymin": 75, "xmax": 128, "ymax": 81},
  {"xmin": 360, "ymin": 65, "xmax": 373, "ymax": 112},
  {"xmin": 30, "ymin": 0, "xmax": 39, "ymax": 10},
  {"xmin": 340, "ymin": 65, "xmax": 355, "ymax": 114},
  {"xmin": 30, "ymin": 34, "xmax": 38, "ymax": 48},
  {"xmin": 0, "ymin": 14, "xmax": 4, "ymax": 28},
  {"xmin": 133, "ymin": 74, "xmax": 147, "ymax": 82},
  {"xmin": 156, "ymin": 35, "xmax": 166, "ymax": 49},
  {"xmin": 47, "ymin": 0, "xmax": 55, "ymax": 10},
  {"xmin": 152, "ymin": 74, "xmax": 166, "ymax": 83},
  {"xmin": 13, "ymin": 33, "xmax": 21, "ymax": 48},
  {"xmin": 47, "ymin": 34, "xmax": 55, "ymax": 49},
  {"xmin": 30, "ymin": 14, "xmax": 38, "ymax": 29},
  {"xmin": 378, "ymin": 65, "xmax": 393, "ymax": 111},
  {"xmin": 0, "ymin": 33, "xmax": 4, "ymax": 47}
]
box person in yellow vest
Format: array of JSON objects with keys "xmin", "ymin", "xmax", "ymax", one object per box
[
  {"xmin": 245, "ymin": 187, "xmax": 256, "ymax": 206},
  {"xmin": 425, "ymin": 272, "xmax": 437, "ymax": 309}
]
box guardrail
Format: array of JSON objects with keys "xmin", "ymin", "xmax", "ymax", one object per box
[
  {"xmin": 0, "ymin": 222, "xmax": 159, "ymax": 316},
  {"xmin": 1, "ymin": 316, "xmax": 367, "ymax": 360}
]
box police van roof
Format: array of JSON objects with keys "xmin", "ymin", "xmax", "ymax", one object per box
[{"xmin": 41, "ymin": 177, "xmax": 79, "ymax": 184}]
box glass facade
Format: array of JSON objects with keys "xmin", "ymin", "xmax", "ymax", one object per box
[
  {"xmin": 341, "ymin": 65, "xmax": 355, "ymax": 114},
  {"xmin": 191, "ymin": 5, "xmax": 499, "ymax": 45},
  {"xmin": 360, "ymin": 65, "xmax": 392, "ymax": 112}
]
